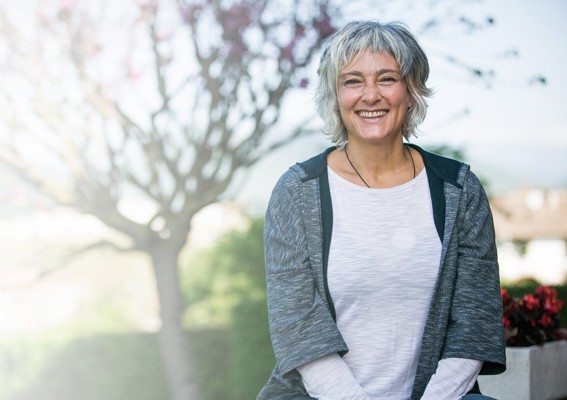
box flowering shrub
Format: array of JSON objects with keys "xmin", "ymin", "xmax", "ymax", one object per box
[{"xmin": 502, "ymin": 286, "xmax": 566, "ymax": 346}]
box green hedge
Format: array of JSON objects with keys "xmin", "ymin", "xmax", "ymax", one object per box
[{"xmin": 228, "ymin": 299, "xmax": 274, "ymax": 399}]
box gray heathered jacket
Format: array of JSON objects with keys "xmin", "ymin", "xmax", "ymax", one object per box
[{"xmin": 258, "ymin": 145, "xmax": 506, "ymax": 400}]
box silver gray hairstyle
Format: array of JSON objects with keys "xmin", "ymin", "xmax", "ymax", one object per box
[{"xmin": 315, "ymin": 20, "xmax": 433, "ymax": 145}]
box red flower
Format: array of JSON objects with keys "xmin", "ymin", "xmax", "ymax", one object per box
[
  {"xmin": 544, "ymin": 297, "xmax": 564, "ymax": 313},
  {"xmin": 539, "ymin": 314, "xmax": 553, "ymax": 328},
  {"xmin": 501, "ymin": 285, "xmax": 564, "ymax": 347},
  {"xmin": 523, "ymin": 294, "xmax": 540, "ymax": 310},
  {"xmin": 501, "ymin": 288, "xmax": 510, "ymax": 304},
  {"xmin": 536, "ymin": 286, "xmax": 556, "ymax": 298}
]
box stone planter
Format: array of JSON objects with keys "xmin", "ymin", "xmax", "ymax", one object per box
[{"xmin": 478, "ymin": 340, "xmax": 567, "ymax": 400}]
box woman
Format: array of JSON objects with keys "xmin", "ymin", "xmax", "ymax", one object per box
[{"xmin": 258, "ymin": 20, "xmax": 505, "ymax": 400}]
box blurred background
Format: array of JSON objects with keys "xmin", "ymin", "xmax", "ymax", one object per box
[{"xmin": 0, "ymin": 0, "xmax": 565, "ymax": 399}]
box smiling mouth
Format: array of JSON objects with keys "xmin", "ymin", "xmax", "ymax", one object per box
[{"xmin": 357, "ymin": 110, "xmax": 387, "ymax": 118}]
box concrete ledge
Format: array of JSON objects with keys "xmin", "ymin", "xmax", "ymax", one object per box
[{"xmin": 478, "ymin": 340, "xmax": 567, "ymax": 400}]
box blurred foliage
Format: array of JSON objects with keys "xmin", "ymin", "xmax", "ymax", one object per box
[
  {"xmin": 182, "ymin": 218, "xmax": 266, "ymax": 327},
  {"xmin": 182, "ymin": 217, "xmax": 274, "ymax": 398},
  {"xmin": 228, "ymin": 298, "xmax": 275, "ymax": 399}
]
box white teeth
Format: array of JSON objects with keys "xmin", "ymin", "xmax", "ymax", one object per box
[{"xmin": 358, "ymin": 110, "xmax": 386, "ymax": 118}]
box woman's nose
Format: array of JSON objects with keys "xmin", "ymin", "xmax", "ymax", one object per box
[{"xmin": 362, "ymin": 85, "xmax": 381, "ymax": 104}]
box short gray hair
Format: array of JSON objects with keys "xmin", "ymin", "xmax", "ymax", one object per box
[{"xmin": 315, "ymin": 20, "xmax": 433, "ymax": 145}]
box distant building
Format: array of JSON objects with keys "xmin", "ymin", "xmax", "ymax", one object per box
[{"xmin": 490, "ymin": 189, "xmax": 567, "ymax": 284}]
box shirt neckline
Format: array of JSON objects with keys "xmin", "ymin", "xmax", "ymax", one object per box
[{"xmin": 327, "ymin": 165, "xmax": 427, "ymax": 193}]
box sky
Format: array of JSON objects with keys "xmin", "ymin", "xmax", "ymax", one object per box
[{"xmin": 236, "ymin": 0, "xmax": 567, "ymax": 210}]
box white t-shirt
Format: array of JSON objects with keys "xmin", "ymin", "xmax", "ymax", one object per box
[
  {"xmin": 297, "ymin": 167, "xmax": 482, "ymax": 400},
  {"xmin": 328, "ymin": 166, "xmax": 440, "ymax": 398}
]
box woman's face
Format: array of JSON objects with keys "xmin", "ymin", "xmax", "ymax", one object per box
[{"xmin": 337, "ymin": 49, "xmax": 411, "ymax": 145}]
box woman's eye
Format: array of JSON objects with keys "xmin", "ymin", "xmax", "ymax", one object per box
[
  {"xmin": 381, "ymin": 76, "xmax": 397, "ymax": 83},
  {"xmin": 344, "ymin": 79, "xmax": 361, "ymax": 86}
]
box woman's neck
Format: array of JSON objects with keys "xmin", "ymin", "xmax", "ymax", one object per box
[
  {"xmin": 346, "ymin": 139, "xmax": 407, "ymax": 176},
  {"xmin": 342, "ymin": 137, "xmax": 418, "ymax": 187}
]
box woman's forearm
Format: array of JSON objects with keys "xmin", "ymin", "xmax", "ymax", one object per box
[{"xmin": 297, "ymin": 353, "xmax": 372, "ymax": 400}]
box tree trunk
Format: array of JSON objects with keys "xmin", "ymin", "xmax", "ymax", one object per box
[{"xmin": 150, "ymin": 242, "xmax": 202, "ymax": 400}]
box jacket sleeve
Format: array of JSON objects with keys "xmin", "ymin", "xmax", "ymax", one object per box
[
  {"xmin": 441, "ymin": 172, "xmax": 506, "ymax": 375},
  {"xmin": 264, "ymin": 169, "xmax": 348, "ymax": 377}
]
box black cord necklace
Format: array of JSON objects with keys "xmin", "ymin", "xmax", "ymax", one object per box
[{"xmin": 344, "ymin": 144, "xmax": 416, "ymax": 188}]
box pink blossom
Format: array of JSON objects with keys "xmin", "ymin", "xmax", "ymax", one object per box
[
  {"xmin": 136, "ymin": 0, "xmax": 157, "ymax": 12},
  {"xmin": 179, "ymin": 4, "xmax": 202, "ymax": 25},
  {"xmin": 58, "ymin": 0, "xmax": 80, "ymax": 12}
]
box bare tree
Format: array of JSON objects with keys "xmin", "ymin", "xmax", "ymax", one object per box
[{"xmin": 0, "ymin": 0, "xmax": 337, "ymax": 398}]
